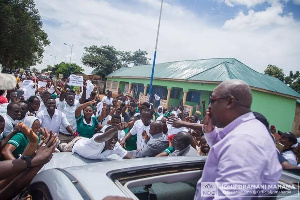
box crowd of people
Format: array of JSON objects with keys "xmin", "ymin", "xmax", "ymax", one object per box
[{"xmin": 0, "ymin": 71, "xmax": 299, "ymax": 199}]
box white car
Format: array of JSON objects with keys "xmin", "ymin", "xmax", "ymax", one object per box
[{"xmin": 17, "ymin": 153, "xmax": 300, "ymax": 200}]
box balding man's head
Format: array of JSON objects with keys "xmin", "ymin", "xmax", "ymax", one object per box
[
  {"xmin": 209, "ymin": 79, "xmax": 252, "ymax": 128},
  {"xmin": 216, "ymin": 79, "xmax": 252, "ymax": 108},
  {"xmin": 173, "ymin": 131, "xmax": 191, "ymax": 151},
  {"xmin": 149, "ymin": 122, "xmax": 163, "ymax": 135}
]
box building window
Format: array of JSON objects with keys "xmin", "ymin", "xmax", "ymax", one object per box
[
  {"xmin": 111, "ymin": 81, "xmax": 118, "ymax": 92},
  {"xmin": 147, "ymin": 85, "xmax": 167, "ymax": 100},
  {"xmin": 186, "ymin": 90, "xmax": 201, "ymax": 103},
  {"xmin": 170, "ymin": 88, "xmax": 182, "ymax": 99},
  {"xmin": 131, "ymin": 84, "xmax": 144, "ymax": 98},
  {"xmin": 124, "ymin": 83, "xmax": 129, "ymax": 93},
  {"xmin": 106, "ymin": 80, "xmax": 112, "ymax": 90}
]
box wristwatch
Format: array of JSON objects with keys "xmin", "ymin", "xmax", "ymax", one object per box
[{"xmin": 21, "ymin": 155, "xmax": 32, "ymax": 169}]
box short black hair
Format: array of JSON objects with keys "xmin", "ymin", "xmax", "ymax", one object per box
[
  {"xmin": 130, "ymin": 102, "xmax": 137, "ymax": 107},
  {"xmin": 174, "ymin": 131, "xmax": 191, "ymax": 149},
  {"xmin": 0, "ymin": 115, "xmax": 5, "ymax": 123},
  {"xmin": 27, "ymin": 95, "xmax": 40, "ymax": 104},
  {"xmin": 141, "ymin": 102, "xmax": 150, "ymax": 108},
  {"xmin": 253, "ymin": 112, "xmax": 269, "ymax": 129},
  {"xmin": 112, "ymin": 114, "xmax": 121, "ymax": 121},
  {"xmin": 42, "ymin": 91, "xmax": 51, "ymax": 96},
  {"xmin": 46, "ymin": 97, "xmax": 56, "ymax": 103},
  {"xmin": 19, "ymin": 100, "xmax": 29, "ymax": 107},
  {"xmin": 7, "ymin": 102, "xmax": 19, "ymax": 111},
  {"xmin": 67, "ymin": 90, "xmax": 76, "ymax": 96}
]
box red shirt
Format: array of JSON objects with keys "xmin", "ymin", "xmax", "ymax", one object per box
[{"xmin": 0, "ymin": 96, "xmax": 8, "ymax": 104}]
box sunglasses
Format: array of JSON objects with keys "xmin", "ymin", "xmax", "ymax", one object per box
[{"xmin": 209, "ymin": 96, "xmax": 230, "ymax": 104}]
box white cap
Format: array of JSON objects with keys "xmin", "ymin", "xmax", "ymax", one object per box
[{"xmin": 0, "ymin": 73, "xmax": 17, "ymax": 90}]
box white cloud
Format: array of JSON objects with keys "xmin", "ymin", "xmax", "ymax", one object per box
[
  {"xmin": 293, "ymin": 0, "xmax": 300, "ymax": 5},
  {"xmin": 33, "ymin": 0, "xmax": 300, "ymax": 75},
  {"xmin": 219, "ymin": 0, "xmax": 269, "ymax": 7},
  {"xmin": 223, "ymin": 3, "xmax": 295, "ymax": 30}
]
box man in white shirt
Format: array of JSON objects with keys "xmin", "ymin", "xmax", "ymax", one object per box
[
  {"xmin": 72, "ymin": 126, "xmax": 132, "ymax": 160},
  {"xmin": 120, "ymin": 109, "xmax": 152, "ymax": 151},
  {"xmin": 37, "ymin": 91, "xmax": 51, "ymax": 113},
  {"xmin": 96, "ymin": 91, "xmax": 113, "ymax": 116},
  {"xmin": 0, "ymin": 103, "xmax": 22, "ymax": 141},
  {"xmin": 57, "ymin": 89, "xmax": 86, "ymax": 143},
  {"xmin": 279, "ymin": 131, "xmax": 298, "ymax": 166},
  {"xmin": 37, "ymin": 98, "xmax": 75, "ymax": 136},
  {"xmin": 101, "ymin": 115, "xmax": 126, "ymax": 142}
]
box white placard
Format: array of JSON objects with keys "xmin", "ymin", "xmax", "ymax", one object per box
[
  {"xmin": 22, "ymin": 80, "xmax": 35, "ymax": 100},
  {"xmin": 38, "ymin": 81, "xmax": 47, "ymax": 89},
  {"xmin": 21, "ymin": 80, "xmax": 33, "ymax": 89},
  {"xmin": 160, "ymin": 99, "xmax": 167, "ymax": 108},
  {"xmin": 69, "ymin": 74, "xmax": 83, "ymax": 87}
]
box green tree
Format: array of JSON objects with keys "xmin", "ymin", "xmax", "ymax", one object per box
[
  {"xmin": 31, "ymin": 67, "xmax": 39, "ymax": 73},
  {"xmin": 82, "ymin": 45, "xmax": 150, "ymax": 79},
  {"xmin": 264, "ymin": 65, "xmax": 285, "ymax": 81},
  {"xmin": 264, "ymin": 65, "xmax": 300, "ymax": 93},
  {"xmin": 51, "ymin": 62, "xmax": 84, "ymax": 78},
  {"xmin": 120, "ymin": 49, "xmax": 150, "ymax": 67},
  {"xmin": 82, "ymin": 45, "xmax": 121, "ymax": 79},
  {"xmin": 0, "ymin": 0, "xmax": 50, "ymax": 71},
  {"xmin": 285, "ymin": 71, "xmax": 300, "ymax": 93},
  {"xmin": 41, "ymin": 65, "xmax": 53, "ymax": 73}
]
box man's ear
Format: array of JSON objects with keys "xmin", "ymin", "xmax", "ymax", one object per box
[{"xmin": 227, "ymin": 96, "xmax": 237, "ymax": 109}]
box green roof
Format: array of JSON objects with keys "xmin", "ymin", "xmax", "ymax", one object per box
[{"xmin": 107, "ymin": 58, "xmax": 300, "ymax": 98}]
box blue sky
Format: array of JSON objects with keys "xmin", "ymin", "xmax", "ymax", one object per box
[{"xmin": 34, "ymin": 0, "xmax": 300, "ymax": 74}]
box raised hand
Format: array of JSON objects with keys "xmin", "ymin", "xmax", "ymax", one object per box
[
  {"xmin": 31, "ymin": 132, "xmax": 58, "ymax": 167},
  {"xmin": 91, "ymin": 99, "xmax": 97, "ymax": 105},
  {"xmin": 119, "ymin": 139, "xmax": 126, "ymax": 148},
  {"xmin": 14, "ymin": 122, "xmax": 22, "ymax": 133},
  {"xmin": 41, "ymin": 128, "xmax": 50, "ymax": 140},
  {"xmin": 167, "ymin": 116, "xmax": 183, "ymax": 128},
  {"xmin": 202, "ymin": 109, "xmax": 214, "ymax": 133}
]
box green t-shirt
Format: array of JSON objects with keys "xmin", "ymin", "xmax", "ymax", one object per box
[
  {"xmin": 76, "ymin": 115, "xmax": 99, "ymax": 138},
  {"xmin": 124, "ymin": 127, "xmax": 137, "ymax": 151},
  {"xmin": 164, "ymin": 146, "xmax": 174, "ymax": 155},
  {"xmin": 7, "ymin": 132, "xmax": 41, "ymax": 158},
  {"xmin": 136, "ymin": 107, "xmax": 140, "ymax": 113}
]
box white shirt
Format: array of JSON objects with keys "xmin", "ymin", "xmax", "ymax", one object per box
[
  {"xmin": 86, "ymin": 80, "xmax": 94, "ymax": 99},
  {"xmin": 167, "ymin": 123, "xmax": 188, "ymax": 136},
  {"xmin": 96, "ymin": 102, "xmax": 103, "ymax": 116},
  {"xmin": 22, "ymin": 82, "xmax": 36, "ymax": 100},
  {"xmin": 101, "ymin": 115, "xmax": 112, "ymax": 126},
  {"xmin": 0, "ymin": 113, "xmax": 17, "ymax": 140},
  {"xmin": 101, "ymin": 125, "xmax": 125, "ymax": 141},
  {"xmin": 130, "ymin": 119, "xmax": 151, "ymax": 151},
  {"xmin": 0, "ymin": 103, "xmax": 8, "ymax": 114},
  {"xmin": 37, "ymin": 109, "xmax": 70, "ymax": 135},
  {"xmin": 101, "ymin": 96, "xmax": 113, "ymax": 105},
  {"xmin": 57, "ymin": 100, "xmax": 80, "ymax": 135},
  {"xmin": 96, "ymin": 96, "xmax": 113, "ymax": 116},
  {"xmin": 37, "ymin": 96, "xmax": 46, "ymax": 113},
  {"xmin": 72, "ymin": 133, "xmax": 127, "ymax": 160},
  {"xmin": 75, "ymin": 93, "xmax": 82, "ymax": 101},
  {"xmin": 282, "ymin": 150, "xmax": 297, "ymax": 166}
]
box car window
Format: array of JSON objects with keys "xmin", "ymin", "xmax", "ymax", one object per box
[
  {"xmin": 17, "ymin": 182, "xmax": 52, "ymax": 200},
  {"xmin": 110, "ymin": 161, "xmax": 204, "ymax": 200},
  {"xmin": 130, "ymin": 179, "xmax": 198, "ymax": 200}
]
